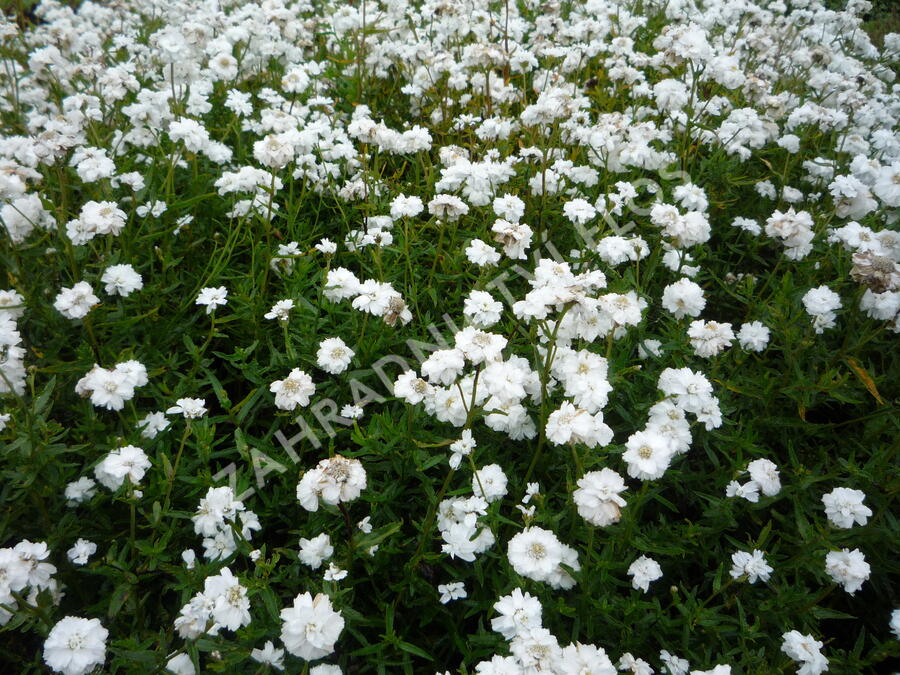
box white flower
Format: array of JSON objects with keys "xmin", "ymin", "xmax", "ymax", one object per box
[
  {"xmin": 687, "ymin": 320, "xmax": 734, "ymax": 358},
  {"xmin": 138, "ymin": 412, "xmax": 169, "ymax": 439},
  {"xmin": 166, "ymin": 398, "xmax": 207, "ymax": 419},
  {"xmin": 729, "ymin": 550, "xmax": 773, "ymax": 584},
  {"xmin": 660, "ymin": 649, "xmax": 689, "ymax": 675},
  {"xmin": 323, "ymin": 563, "xmax": 348, "ymax": 581},
  {"xmin": 438, "ymin": 581, "xmax": 467, "ymax": 604},
  {"xmin": 449, "ymin": 430, "xmax": 476, "ymax": 469},
  {"xmin": 890, "ymin": 609, "xmax": 900, "ymax": 640},
  {"xmin": 341, "ymin": 404, "xmax": 363, "ymax": 419},
  {"xmin": 66, "ymin": 539, "xmax": 97, "ymax": 566},
  {"xmin": 390, "ymin": 194, "xmax": 424, "ymax": 219},
  {"xmin": 251, "ymin": 641, "xmax": 285, "ymax": 670},
  {"xmin": 507, "ymin": 526, "xmax": 563, "ymax": 583},
  {"xmin": 473, "ymin": 464, "xmax": 508, "ymax": 503},
  {"xmin": 43, "ymin": 616, "xmax": 108, "ymax": 675},
  {"xmin": 725, "ymin": 480, "xmax": 760, "ymax": 503},
  {"xmin": 264, "ymin": 299, "xmax": 295, "ymax": 322},
  {"xmin": 196, "ymin": 286, "xmax": 228, "ymax": 314},
  {"xmin": 781, "ymin": 630, "xmax": 828, "ymax": 675},
  {"xmin": 315, "ymin": 238, "xmax": 337, "ymax": 254},
  {"xmin": 821, "ymin": 487, "xmax": 872, "ymax": 529},
  {"xmin": 628, "ymin": 555, "xmax": 662, "ymax": 593},
  {"xmin": 299, "ymin": 533, "xmax": 333, "ymax": 570},
  {"xmin": 623, "ymin": 430, "xmax": 673, "ymax": 481},
  {"xmin": 101, "ymin": 264, "xmax": 143, "ymax": 297},
  {"xmin": 746, "ymin": 458, "xmax": 781, "ymax": 496},
  {"xmin": 204, "ymin": 567, "xmax": 251, "ymax": 631},
  {"xmin": 661, "ymin": 279, "xmax": 706, "ymax": 319},
  {"xmin": 296, "ymin": 455, "xmax": 367, "ymax": 511},
  {"xmin": 280, "ymin": 592, "xmax": 344, "ymax": 661},
  {"xmin": 493, "ymin": 193, "xmax": 525, "ymax": 222},
  {"xmin": 802, "ymin": 286, "xmax": 841, "ymax": 333},
  {"xmin": 464, "ymin": 290, "xmax": 503, "ymax": 328},
  {"xmin": 94, "ymin": 445, "xmax": 151, "ymax": 491},
  {"xmin": 737, "ymin": 321, "xmax": 770, "ymax": 351},
  {"xmin": 165, "ymin": 653, "xmax": 195, "ymax": 675},
  {"xmin": 317, "ymin": 338, "xmax": 354, "ymax": 374},
  {"xmin": 310, "ymin": 666, "xmax": 342, "ymax": 675},
  {"xmin": 270, "ymin": 369, "xmax": 316, "ymax": 410},
  {"xmin": 54, "ymin": 282, "xmax": 99, "ymax": 320},
  {"xmin": 825, "ymin": 548, "xmax": 870, "ymax": 594},
  {"xmin": 491, "ymin": 587, "xmax": 542, "ymax": 640},
  {"xmin": 465, "ymin": 239, "xmax": 502, "ymax": 267},
  {"xmin": 563, "ymin": 198, "xmax": 596, "ymax": 225},
  {"xmin": 65, "ymin": 478, "xmax": 96, "ymax": 505},
  {"xmin": 573, "ymin": 468, "xmax": 627, "ymax": 527}
]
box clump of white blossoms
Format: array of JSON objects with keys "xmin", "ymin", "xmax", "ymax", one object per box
[
  {"xmin": 628, "ymin": 555, "xmax": 663, "ymax": 593},
  {"xmin": 280, "ymin": 592, "xmax": 345, "ymax": 661},
  {"xmin": 174, "ymin": 567, "xmax": 251, "ymax": 639},
  {"xmin": 781, "ymin": 630, "xmax": 828, "ymax": 675},
  {"xmin": 573, "ymin": 468, "xmax": 627, "ymax": 527},
  {"xmin": 764, "ymin": 208, "xmax": 815, "ymax": 260},
  {"xmin": 316, "ymin": 337, "xmax": 354, "ymax": 374},
  {"xmin": 438, "ymin": 495, "xmax": 495, "ymax": 562},
  {"xmin": 296, "ymin": 455, "xmax": 367, "ymax": 512},
  {"xmin": 802, "ymin": 286, "xmax": 842, "ymax": 334},
  {"xmin": 270, "ymin": 368, "xmax": 316, "ymax": 411},
  {"xmin": 506, "ymin": 526, "xmax": 579, "ymax": 589},
  {"xmin": 192, "ymin": 486, "xmax": 260, "ymax": 561},
  {"xmin": 94, "ymin": 445, "xmax": 151, "ymax": 492},
  {"xmin": 729, "ymin": 550, "xmax": 773, "ymax": 584},
  {"xmin": 728, "ymin": 458, "xmax": 781, "ymax": 502},
  {"xmin": 0, "ymin": 540, "xmax": 60, "ymax": 626},
  {"xmin": 53, "ymin": 281, "xmax": 100, "ymax": 320},
  {"xmin": 74, "ymin": 360, "xmax": 148, "ymax": 411},
  {"xmin": 43, "ymin": 616, "xmax": 108, "ymax": 675},
  {"xmin": 687, "ymin": 320, "xmax": 735, "ymax": 358},
  {"xmin": 324, "ymin": 267, "xmax": 412, "ymax": 326},
  {"xmin": 0, "ymin": 311, "xmax": 26, "ymax": 396},
  {"xmin": 821, "ymin": 487, "xmax": 872, "ymax": 529},
  {"xmin": 824, "ymin": 548, "xmax": 870, "ymax": 594}
]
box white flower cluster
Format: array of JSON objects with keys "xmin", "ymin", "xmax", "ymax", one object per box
[
  {"xmin": 191, "ymin": 486, "xmax": 260, "ymax": 561},
  {"xmin": 481, "ymin": 587, "xmax": 617, "ymax": 673},
  {"xmin": 438, "ymin": 494, "xmax": 495, "ymax": 562},
  {"xmin": 0, "ymin": 292, "xmax": 26, "ymax": 395},
  {"xmin": 726, "ymin": 458, "xmax": 782, "ymax": 502},
  {"xmin": 781, "ymin": 630, "xmax": 828, "ymax": 675},
  {"xmin": 296, "ymin": 455, "xmax": 367, "ymax": 512},
  {"xmin": 75, "ymin": 360, "xmax": 148, "ymax": 411},
  {"xmin": 0, "ymin": 540, "xmax": 61, "ymax": 626},
  {"xmin": 324, "ymin": 267, "xmax": 412, "ymax": 326},
  {"xmin": 174, "ymin": 567, "xmax": 251, "ymax": 639},
  {"xmin": 802, "ymin": 285, "xmax": 842, "ymax": 334}
]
